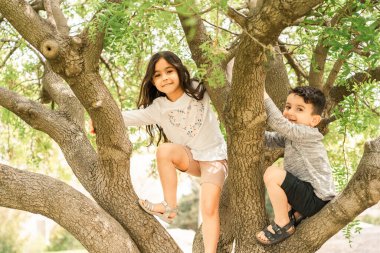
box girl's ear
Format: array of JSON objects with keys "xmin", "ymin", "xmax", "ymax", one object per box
[{"xmin": 311, "ymin": 115, "xmax": 321, "ymax": 127}]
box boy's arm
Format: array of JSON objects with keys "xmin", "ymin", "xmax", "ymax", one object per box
[
  {"xmin": 265, "ymin": 131, "xmax": 286, "ymax": 148},
  {"xmin": 263, "ymin": 91, "xmax": 286, "ymax": 148},
  {"xmin": 264, "ymin": 93, "xmax": 321, "ymax": 141}
]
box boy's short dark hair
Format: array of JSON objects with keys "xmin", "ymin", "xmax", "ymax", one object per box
[{"xmin": 289, "ymin": 86, "xmax": 326, "ymax": 115}]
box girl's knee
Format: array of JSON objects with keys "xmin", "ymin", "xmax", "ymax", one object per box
[
  {"xmin": 156, "ymin": 143, "xmax": 175, "ymax": 160},
  {"xmin": 201, "ymin": 202, "xmax": 218, "ymax": 218}
]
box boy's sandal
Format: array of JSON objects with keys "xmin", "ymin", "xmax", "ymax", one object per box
[
  {"xmin": 138, "ymin": 199, "xmax": 178, "ymax": 224},
  {"xmin": 288, "ymin": 208, "xmax": 305, "ymax": 227},
  {"xmin": 256, "ymin": 221, "xmax": 295, "ymax": 245}
]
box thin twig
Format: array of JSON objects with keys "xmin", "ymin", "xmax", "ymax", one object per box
[
  {"xmin": 363, "ymin": 99, "xmax": 380, "ymax": 116},
  {"xmin": 0, "ymin": 41, "xmax": 20, "ymax": 68},
  {"xmin": 100, "ymin": 56, "xmax": 123, "ymax": 108},
  {"xmin": 201, "ymin": 18, "xmax": 240, "ymax": 36}
]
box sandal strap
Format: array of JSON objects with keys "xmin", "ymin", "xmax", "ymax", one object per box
[{"xmin": 161, "ymin": 200, "xmax": 178, "ymax": 218}]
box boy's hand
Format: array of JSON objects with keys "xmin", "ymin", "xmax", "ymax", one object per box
[
  {"xmin": 264, "ymin": 90, "xmax": 269, "ymax": 99},
  {"xmin": 89, "ymin": 119, "xmax": 96, "ymax": 135}
]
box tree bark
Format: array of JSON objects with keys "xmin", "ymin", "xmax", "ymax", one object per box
[{"xmin": 0, "ymin": 163, "xmax": 139, "ymax": 253}]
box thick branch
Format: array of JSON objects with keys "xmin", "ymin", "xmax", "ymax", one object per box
[
  {"xmin": 309, "ymin": 2, "xmax": 360, "ymax": 89},
  {"xmin": 323, "ymin": 56, "xmax": 345, "ymax": 95},
  {"xmin": 0, "ymin": 164, "xmax": 139, "ymax": 253},
  {"xmin": 226, "ymin": 6, "xmax": 246, "ymax": 27},
  {"xmin": 245, "ymin": 1, "xmax": 323, "ymax": 45},
  {"xmin": 176, "ymin": 0, "xmax": 228, "ymax": 119},
  {"xmin": 308, "ymin": 42, "xmax": 329, "ymax": 89},
  {"xmin": 44, "ymin": 0, "xmax": 69, "ymax": 35},
  {"xmin": 0, "ymin": 0, "xmax": 56, "ymax": 53},
  {"xmin": 42, "ymin": 63, "xmax": 85, "ymax": 128},
  {"xmin": 0, "ymin": 87, "xmax": 97, "ymax": 186}
]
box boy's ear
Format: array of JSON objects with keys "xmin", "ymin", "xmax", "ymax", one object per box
[{"xmin": 311, "ymin": 115, "xmax": 322, "ymax": 127}]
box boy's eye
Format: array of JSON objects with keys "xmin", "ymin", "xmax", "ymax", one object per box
[
  {"xmin": 297, "ymin": 108, "xmax": 303, "ymax": 112},
  {"xmin": 285, "ymin": 106, "xmax": 291, "ymax": 110}
]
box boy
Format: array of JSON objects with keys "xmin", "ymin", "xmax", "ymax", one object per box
[{"xmin": 255, "ymin": 86, "xmax": 335, "ymax": 245}]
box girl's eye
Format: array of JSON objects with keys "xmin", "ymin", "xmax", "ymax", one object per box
[
  {"xmin": 297, "ymin": 108, "xmax": 303, "ymax": 112},
  {"xmin": 154, "ymin": 74, "xmax": 160, "ymax": 78},
  {"xmin": 285, "ymin": 106, "xmax": 291, "ymax": 110}
]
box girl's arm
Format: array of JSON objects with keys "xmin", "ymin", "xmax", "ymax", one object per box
[
  {"xmin": 88, "ymin": 102, "xmax": 160, "ymax": 135},
  {"xmin": 122, "ymin": 102, "xmax": 161, "ymax": 127}
]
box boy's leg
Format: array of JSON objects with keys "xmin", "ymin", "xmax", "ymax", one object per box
[
  {"xmin": 256, "ymin": 166, "xmax": 293, "ymax": 242},
  {"xmin": 142, "ymin": 143, "xmax": 199, "ymax": 217},
  {"xmin": 200, "ymin": 183, "xmax": 221, "ymax": 253}
]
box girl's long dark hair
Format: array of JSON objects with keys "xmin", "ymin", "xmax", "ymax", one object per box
[{"xmin": 137, "ymin": 51, "xmax": 206, "ymax": 145}]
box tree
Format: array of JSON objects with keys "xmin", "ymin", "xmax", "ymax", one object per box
[{"xmin": 0, "ymin": 0, "xmax": 379, "ymax": 252}]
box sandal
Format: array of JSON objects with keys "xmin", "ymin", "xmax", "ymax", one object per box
[
  {"xmin": 256, "ymin": 221, "xmax": 295, "ymax": 245},
  {"xmin": 138, "ymin": 199, "xmax": 178, "ymax": 224},
  {"xmin": 288, "ymin": 208, "xmax": 305, "ymax": 227}
]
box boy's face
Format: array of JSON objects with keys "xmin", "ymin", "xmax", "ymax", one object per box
[{"xmin": 283, "ymin": 93, "xmax": 321, "ymax": 127}]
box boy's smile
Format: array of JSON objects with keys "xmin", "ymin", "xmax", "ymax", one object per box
[{"xmin": 283, "ymin": 93, "xmax": 321, "ymax": 127}]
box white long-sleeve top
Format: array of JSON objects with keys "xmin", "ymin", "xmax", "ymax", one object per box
[{"xmin": 122, "ymin": 91, "xmax": 227, "ymax": 161}]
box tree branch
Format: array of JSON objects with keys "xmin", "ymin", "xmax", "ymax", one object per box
[
  {"xmin": 0, "ymin": 163, "xmax": 139, "ymax": 252},
  {"xmin": 44, "ymin": 0, "xmax": 69, "ymax": 35},
  {"xmin": 278, "ymin": 41, "xmax": 309, "ymax": 81},
  {"xmin": 0, "ymin": 40, "xmax": 20, "ymax": 68},
  {"xmin": 175, "ymin": 0, "xmax": 228, "ymax": 120},
  {"xmin": 329, "ymin": 67, "xmax": 380, "ymax": 103},
  {"xmin": 42, "ymin": 63, "xmax": 85, "ymax": 128},
  {"xmin": 0, "ymin": 87, "xmax": 97, "ymax": 186},
  {"xmin": 226, "ymin": 6, "xmax": 247, "ymax": 27},
  {"xmin": 0, "ymin": 0, "xmax": 56, "ymax": 54},
  {"xmin": 281, "ymin": 136, "xmax": 380, "ymax": 252},
  {"xmin": 309, "ymin": 2, "xmax": 361, "ymax": 89}
]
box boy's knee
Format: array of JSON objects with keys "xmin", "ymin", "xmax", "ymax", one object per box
[{"xmin": 263, "ymin": 166, "xmax": 285, "ymax": 185}]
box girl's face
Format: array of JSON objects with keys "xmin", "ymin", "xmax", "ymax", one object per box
[{"xmin": 152, "ymin": 57, "xmax": 183, "ymax": 101}]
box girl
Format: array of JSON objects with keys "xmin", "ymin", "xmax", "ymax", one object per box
[{"xmin": 123, "ymin": 51, "xmax": 227, "ymax": 253}]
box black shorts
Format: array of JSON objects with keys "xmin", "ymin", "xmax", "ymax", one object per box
[{"xmin": 281, "ymin": 171, "xmax": 329, "ymax": 217}]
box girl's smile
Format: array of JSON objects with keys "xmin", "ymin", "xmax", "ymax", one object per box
[{"xmin": 153, "ymin": 58, "xmax": 183, "ymax": 101}]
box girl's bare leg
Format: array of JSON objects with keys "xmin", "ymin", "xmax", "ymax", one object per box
[
  {"xmin": 145, "ymin": 143, "xmax": 195, "ymax": 217},
  {"xmin": 201, "ymin": 183, "xmax": 221, "ymax": 253}
]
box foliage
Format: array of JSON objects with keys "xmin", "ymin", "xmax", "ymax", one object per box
[
  {"xmin": 324, "ymin": 80, "xmax": 379, "ymax": 241},
  {"xmin": 45, "ymin": 226, "xmax": 84, "ymax": 251},
  {"xmin": 360, "ymin": 214, "xmax": 380, "ymax": 225},
  {"xmin": 0, "ymin": 209, "xmax": 26, "ymax": 253},
  {"xmin": 0, "ymin": 0, "xmax": 379, "ymax": 250},
  {"xmin": 170, "ymin": 180, "xmax": 199, "ymax": 231}
]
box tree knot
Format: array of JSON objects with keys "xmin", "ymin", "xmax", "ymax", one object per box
[{"xmin": 40, "ymin": 39, "xmax": 59, "ymax": 59}]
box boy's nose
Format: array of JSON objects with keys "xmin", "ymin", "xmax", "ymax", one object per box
[{"xmin": 283, "ymin": 111, "xmax": 294, "ymax": 119}]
